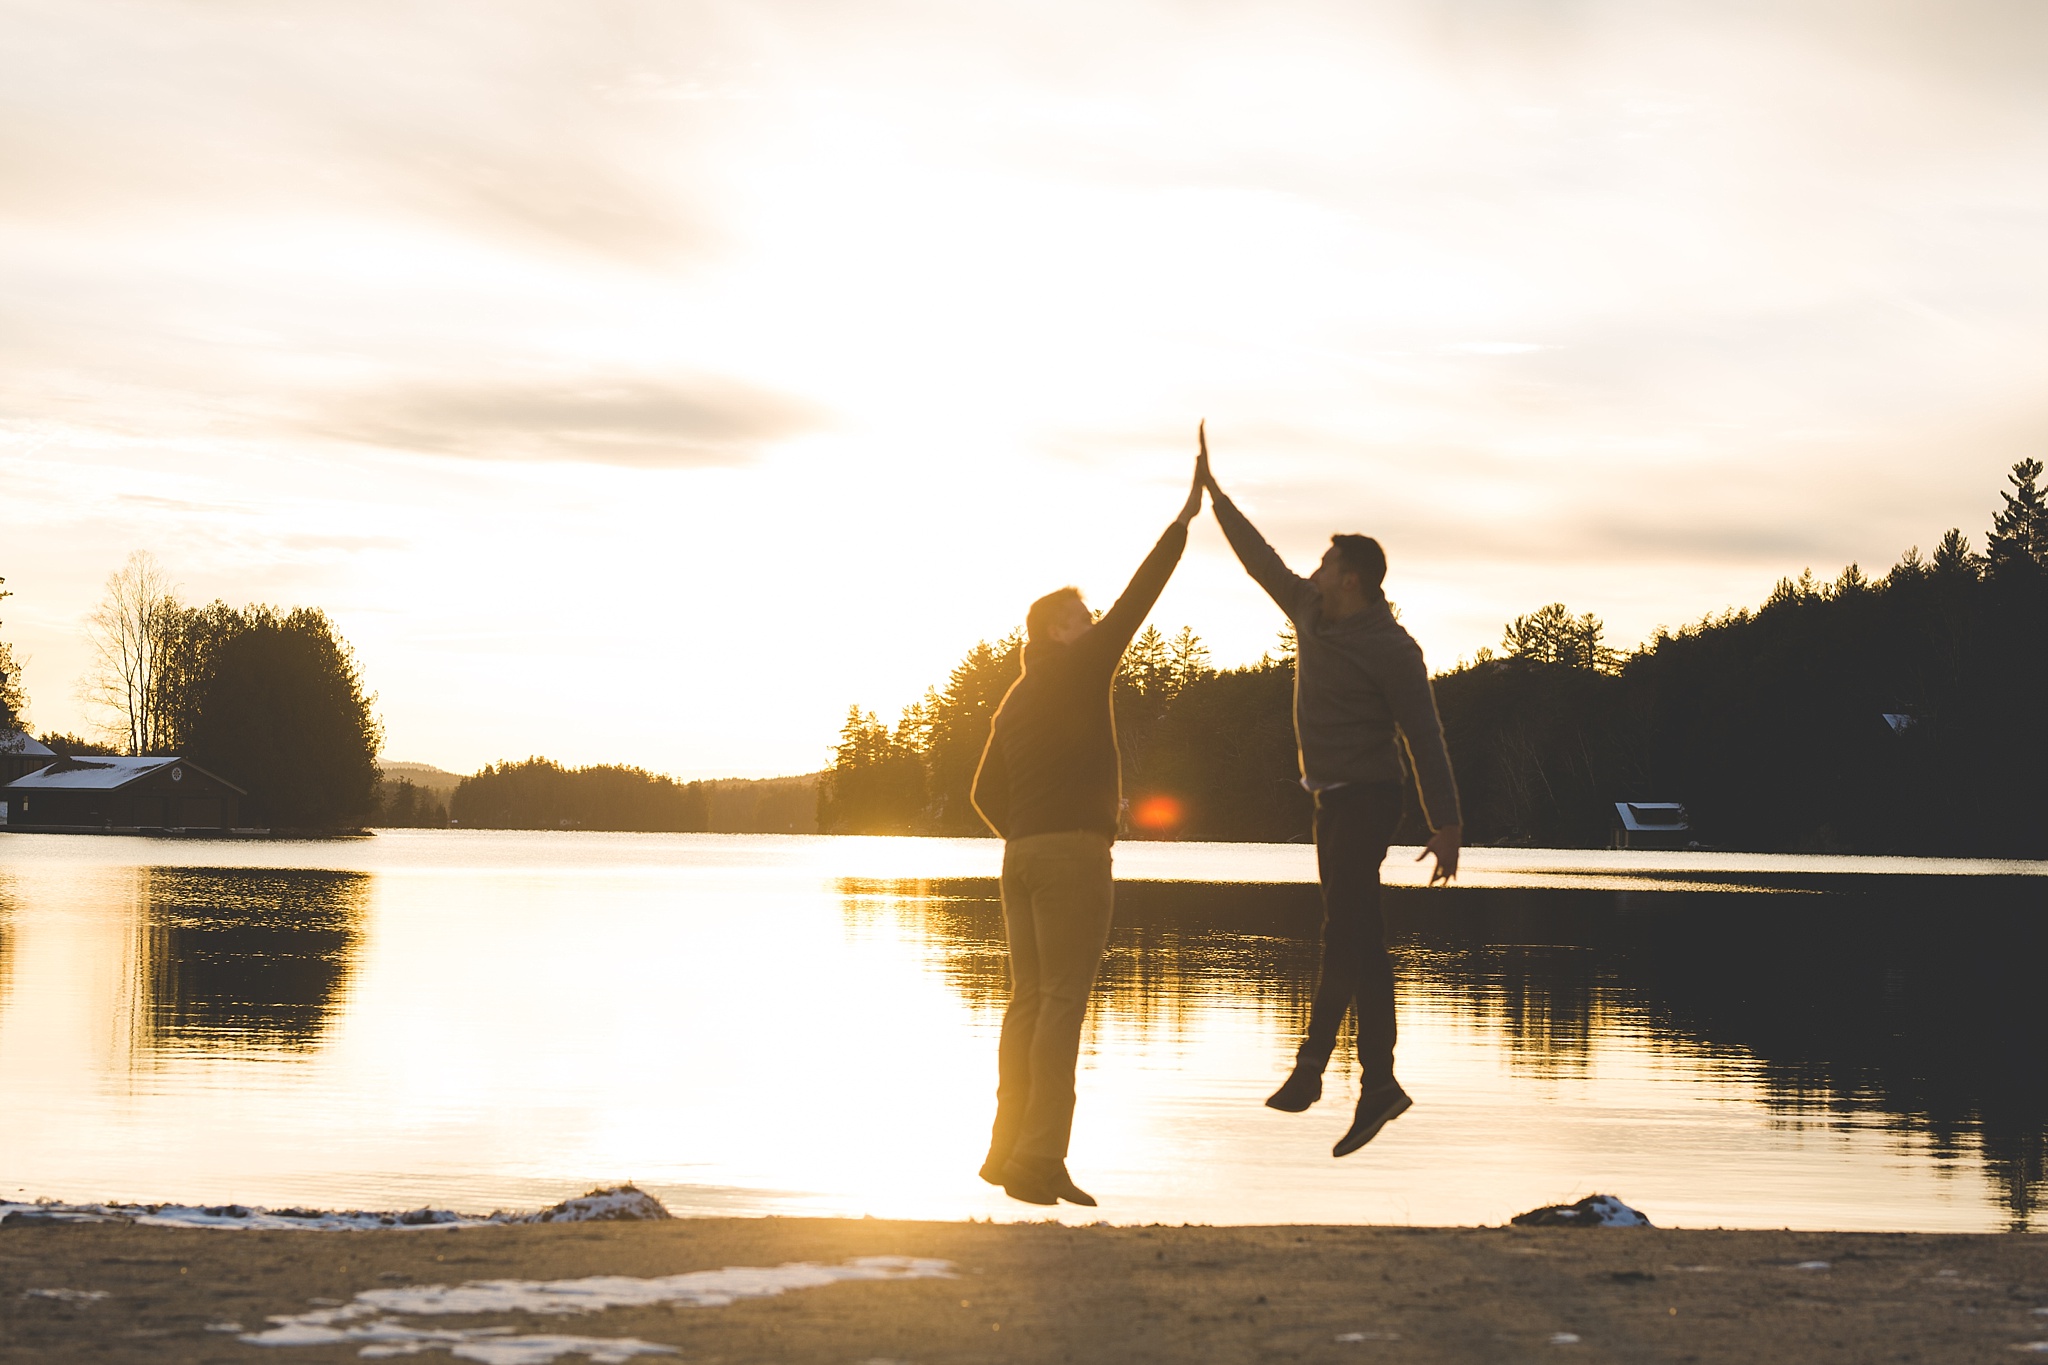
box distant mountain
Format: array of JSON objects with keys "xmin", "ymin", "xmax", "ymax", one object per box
[{"xmin": 378, "ymin": 761, "xmax": 464, "ymax": 798}]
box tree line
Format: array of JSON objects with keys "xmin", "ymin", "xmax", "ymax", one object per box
[
  {"xmin": 820, "ymin": 460, "xmax": 2048, "ymax": 858},
  {"xmin": 3, "ymin": 552, "xmax": 382, "ymax": 832},
  {"xmin": 818, "ymin": 622, "xmax": 1314, "ymax": 842},
  {"xmin": 440, "ymin": 759, "xmax": 819, "ymax": 833}
]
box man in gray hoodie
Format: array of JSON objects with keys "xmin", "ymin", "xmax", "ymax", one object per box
[{"xmin": 1202, "ymin": 431, "xmax": 1462, "ymax": 1157}]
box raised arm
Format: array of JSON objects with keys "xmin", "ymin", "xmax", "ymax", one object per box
[
  {"xmin": 1200, "ymin": 425, "xmax": 1313, "ymax": 618},
  {"xmin": 1076, "ymin": 455, "xmax": 1204, "ymax": 665}
]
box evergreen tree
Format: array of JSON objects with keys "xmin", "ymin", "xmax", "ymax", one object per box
[
  {"xmin": 815, "ymin": 706, "xmax": 926, "ymax": 834},
  {"xmin": 1166, "ymin": 626, "xmax": 1214, "ymax": 697},
  {"xmin": 1932, "ymin": 528, "xmax": 1982, "ymax": 578},
  {"xmin": 372, "ymin": 775, "xmax": 451, "ymax": 828},
  {"xmin": 1118, "ymin": 625, "xmax": 1173, "ymax": 698},
  {"xmin": 1502, "ymin": 603, "xmax": 1618, "ymax": 672},
  {"xmin": 919, "ymin": 635, "xmax": 1022, "ymax": 833},
  {"xmin": 180, "ymin": 606, "xmax": 383, "ymax": 830},
  {"xmin": 1987, "ymin": 458, "xmax": 2048, "ymax": 580}
]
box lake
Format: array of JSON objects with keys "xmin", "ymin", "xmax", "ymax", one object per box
[{"xmin": 1, "ymin": 831, "xmax": 2042, "ymax": 1232}]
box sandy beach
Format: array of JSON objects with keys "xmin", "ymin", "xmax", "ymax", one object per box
[{"xmin": 5, "ymin": 1215, "xmax": 2045, "ymax": 1363}]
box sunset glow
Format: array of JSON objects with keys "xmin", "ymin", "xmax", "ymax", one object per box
[{"xmin": 5, "ymin": 2, "xmax": 2044, "ymax": 777}]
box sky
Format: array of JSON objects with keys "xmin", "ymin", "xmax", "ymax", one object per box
[{"xmin": 3, "ymin": 0, "xmax": 2045, "ymax": 778}]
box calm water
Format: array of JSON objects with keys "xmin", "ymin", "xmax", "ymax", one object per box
[{"xmin": 1, "ymin": 831, "xmax": 2042, "ymax": 1232}]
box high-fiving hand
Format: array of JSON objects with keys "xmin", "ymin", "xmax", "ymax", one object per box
[{"xmin": 1177, "ymin": 424, "xmax": 1207, "ymax": 526}]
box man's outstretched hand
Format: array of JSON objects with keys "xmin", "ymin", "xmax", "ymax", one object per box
[
  {"xmin": 1197, "ymin": 419, "xmax": 1217, "ymax": 494},
  {"xmin": 1418, "ymin": 823, "xmax": 1462, "ymax": 886},
  {"xmin": 1177, "ymin": 428, "xmax": 1206, "ymax": 526}
]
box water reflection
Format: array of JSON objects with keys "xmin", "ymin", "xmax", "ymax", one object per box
[
  {"xmin": 3, "ymin": 831, "xmax": 2042, "ymax": 1229},
  {"xmin": 845, "ymin": 875, "xmax": 2048, "ymax": 1230},
  {"xmin": 136, "ymin": 867, "xmax": 367, "ymax": 1054},
  {"xmin": 840, "ymin": 878, "xmax": 1324, "ymax": 1054}
]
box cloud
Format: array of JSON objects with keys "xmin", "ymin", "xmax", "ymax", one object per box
[
  {"xmin": 0, "ymin": 0, "xmax": 741, "ymax": 263},
  {"xmin": 321, "ymin": 374, "xmax": 826, "ymax": 467}
]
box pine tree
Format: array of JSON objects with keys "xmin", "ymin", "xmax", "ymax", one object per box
[
  {"xmin": 1986, "ymin": 458, "xmax": 2048, "ymax": 579},
  {"xmin": 1166, "ymin": 626, "xmax": 1213, "ymax": 696},
  {"xmin": 1502, "ymin": 603, "xmax": 1618, "ymax": 672},
  {"xmin": 1119, "ymin": 625, "xmax": 1173, "ymax": 699},
  {"xmin": 1931, "ymin": 528, "xmax": 1981, "ymax": 578}
]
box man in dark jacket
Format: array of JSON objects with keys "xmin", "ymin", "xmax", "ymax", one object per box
[
  {"xmin": 1202, "ymin": 428, "xmax": 1462, "ymax": 1158},
  {"xmin": 970, "ymin": 459, "xmax": 1205, "ymax": 1207}
]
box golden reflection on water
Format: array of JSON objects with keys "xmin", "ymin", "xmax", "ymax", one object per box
[{"xmin": 0, "ymin": 832, "xmax": 2040, "ymax": 1230}]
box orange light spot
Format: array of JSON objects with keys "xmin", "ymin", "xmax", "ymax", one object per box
[{"xmin": 1131, "ymin": 795, "xmax": 1184, "ymax": 832}]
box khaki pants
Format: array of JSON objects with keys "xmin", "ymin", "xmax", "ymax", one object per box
[{"xmin": 987, "ymin": 830, "xmax": 1114, "ymax": 1165}]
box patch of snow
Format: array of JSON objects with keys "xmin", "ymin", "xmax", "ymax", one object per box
[
  {"xmin": 522, "ymin": 1189, "xmax": 670, "ymax": 1224},
  {"xmin": 0, "ymin": 1186, "xmax": 671, "ymax": 1233},
  {"xmin": 23, "ymin": 1288, "xmax": 109, "ymax": 1302},
  {"xmin": 1335, "ymin": 1330, "xmax": 1400, "ymax": 1341},
  {"xmin": 207, "ymin": 1322, "xmax": 246, "ymax": 1332},
  {"xmin": 252, "ymin": 1319, "xmax": 677, "ymax": 1363},
  {"xmin": 1793, "ymin": 1261, "xmax": 1832, "ymax": 1271},
  {"xmin": 242, "ymin": 1257, "xmax": 955, "ymax": 1362},
  {"xmin": 1549, "ymin": 1333, "xmax": 1582, "ymax": 1345},
  {"xmin": 2015, "ymin": 1343, "xmax": 2048, "ymax": 1354},
  {"xmin": 1510, "ymin": 1195, "xmax": 1652, "ymax": 1229}
]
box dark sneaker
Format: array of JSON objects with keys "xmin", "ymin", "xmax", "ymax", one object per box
[
  {"xmin": 1332, "ymin": 1081, "xmax": 1412, "ymax": 1158},
  {"xmin": 1001, "ymin": 1154, "xmax": 1097, "ymax": 1207},
  {"xmin": 1265, "ymin": 1065, "xmax": 1324, "ymax": 1113}
]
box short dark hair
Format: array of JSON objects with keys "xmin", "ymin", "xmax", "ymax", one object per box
[
  {"xmin": 1027, "ymin": 586, "xmax": 1086, "ymax": 642},
  {"xmin": 1330, "ymin": 534, "xmax": 1386, "ymax": 589}
]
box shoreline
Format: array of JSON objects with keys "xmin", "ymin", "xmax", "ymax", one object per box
[{"xmin": 6, "ymin": 1215, "xmax": 2044, "ymax": 1363}]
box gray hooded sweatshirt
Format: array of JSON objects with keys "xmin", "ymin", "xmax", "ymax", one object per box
[{"xmin": 1212, "ymin": 489, "xmax": 1462, "ymax": 832}]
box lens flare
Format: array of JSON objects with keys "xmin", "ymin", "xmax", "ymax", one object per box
[{"xmin": 1130, "ymin": 795, "xmax": 1184, "ymax": 833}]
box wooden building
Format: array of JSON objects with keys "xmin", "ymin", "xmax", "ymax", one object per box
[
  {"xmin": 2, "ymin": 756, "xmax": 245, "ymax": 834},
  {"xmin": 0, "ymin": 730, "xmax": 55, "ymax": 785}
]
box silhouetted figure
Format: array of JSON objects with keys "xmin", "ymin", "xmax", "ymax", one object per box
[
  {"xmin": 970, "ymin": 459, "xmax": 1205, "ymax": 1206},
  {"xmin": 1202, "ymin": 427, "xmax": 1461, "ymax": 1156}
]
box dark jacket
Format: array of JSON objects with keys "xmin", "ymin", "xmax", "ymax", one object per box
[
  {"xmin": 1211, "ymin": 489, "xmax": 1463, "ymax": 831},
  {"xmin": 971, "ymin": 523, "xmax": 1187, "ymax": 841}
]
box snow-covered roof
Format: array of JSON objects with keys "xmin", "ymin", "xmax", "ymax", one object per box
[
  {"xmin": 8, "ymin": 756, "xmax": 184, "ymax": 791},
  {"xmin": 0, "ymin": 730, "xmax": 55, "ymax": 758}
]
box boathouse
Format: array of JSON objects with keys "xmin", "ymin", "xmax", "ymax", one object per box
[
  {"xmin": 0, "ymin": 730, "xmax": 55, "ymax": 785},
  {"xmin": 1, "ymin": 756, "xmax": 245, "ymax": 833}
]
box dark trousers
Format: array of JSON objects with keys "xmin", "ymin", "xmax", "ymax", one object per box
[
  {"xmin": 988, "ymin": 830, "xmax": 1115, "ymax": 1166},
  {"xmin": 1299, "ymin": 782, "xmax": 1404, "ymax": 1086}
]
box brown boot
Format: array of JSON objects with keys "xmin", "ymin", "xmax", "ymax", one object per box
[{"xmin": 1001, "ymin": 1154, "xmax": 1097, "ymax": 1207}]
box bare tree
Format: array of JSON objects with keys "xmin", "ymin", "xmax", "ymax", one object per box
[
  {"xmin": 0, "ymin": 575, "xmax": 25, "ymax": 732},
  {"xmin": 83, "ymin": 551, "xmax": 182, "ymax": 754}
]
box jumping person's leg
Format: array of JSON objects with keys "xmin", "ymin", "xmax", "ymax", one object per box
[
  {"xmin": 1316, "ymin": 782, "xmax": 1411, "ymax": 1156},
  {"xmin": 983, "ymin": 840, "xmax": 1044, "ymax": 1183},
  {"xmin": 1013, "ymin": 831, "xmax": 1114, "ymax": 1161},
  {"xmin": 994, "ymin": 830, "xmax": 1113, "ymax": 1206},
  {"xmin": 1269, "ymin": 783, "xmax": 1404, "ymax": 1112}
]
